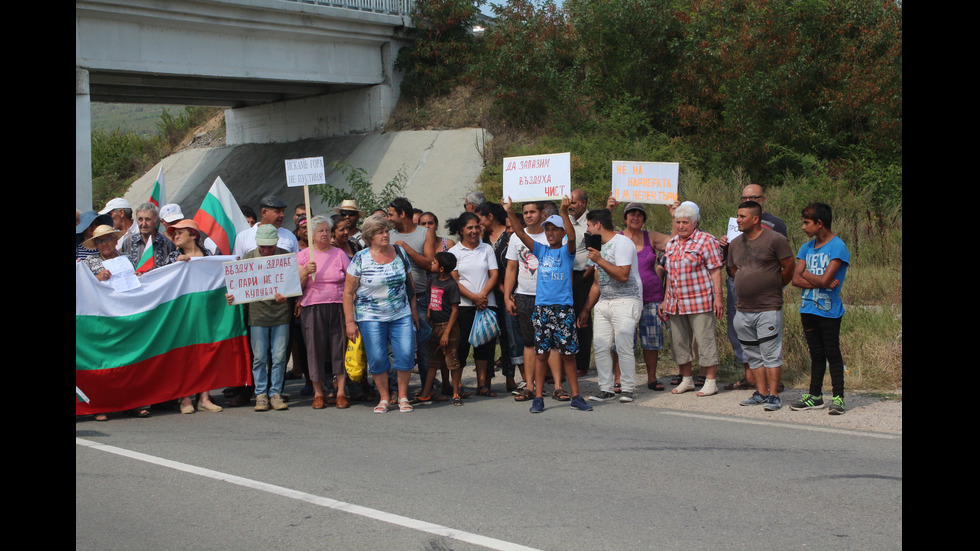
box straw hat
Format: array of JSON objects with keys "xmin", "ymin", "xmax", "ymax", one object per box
[
  {"xmin": 82, "ymin": 225, "xmax": 126, "ymax": 249},
  {"xmin": 332, "ymin": 199, "xmax": 366, "ymax": 217}
]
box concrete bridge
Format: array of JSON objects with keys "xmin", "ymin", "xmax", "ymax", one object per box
[{"xmin": 76, "ymin": 0, "xmax": 417, "ymax": 209}]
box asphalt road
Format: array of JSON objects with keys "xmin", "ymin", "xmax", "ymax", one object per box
[{"xmin": 76, "ymin": 378, "xmax": 902, "ymax": 551}]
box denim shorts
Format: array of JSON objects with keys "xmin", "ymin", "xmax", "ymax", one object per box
[{"xmin": 358, "ymin": 314, "xmax": 416, "ymax": 375}]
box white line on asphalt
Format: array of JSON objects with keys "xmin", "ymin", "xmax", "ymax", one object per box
[
  {"xmin": 76, "ymin": 437, "xmax": 541, "ymax": 551},
  {"xmin": 657, "ymin": 411, "xmax": 901, "ymax": 439}
]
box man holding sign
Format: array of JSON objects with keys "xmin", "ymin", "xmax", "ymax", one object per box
[{"xmin": 226, "ymin": 224, "xmax": 293, "ymax": 412}]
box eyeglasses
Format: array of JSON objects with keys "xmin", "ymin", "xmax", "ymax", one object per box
[
  {"xmin": 341, "ymin": 210, "xmax": 358, "ymax": 217},
  {"xmin": 740, "ymin": 195, "xmax": 763, "ymax": 201}
]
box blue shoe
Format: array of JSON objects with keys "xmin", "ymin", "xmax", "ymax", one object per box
[
  {"xmin": 740, "ymin": 391, "xmax": 766, "ymax": 406},
  {"xmin": 763, "ymin": 395, "xmax": 781, "ymax": 411},
  {"xmin": 529, "ymin": 397, "xmax": 545, "ymax": 413},
  {"xmin": 570, "ymin": 395, "xmax": 593, "ymax": 411},
  {"xmin": 300, "ymin": 383, "xmax": 313, "ymax": 396}
]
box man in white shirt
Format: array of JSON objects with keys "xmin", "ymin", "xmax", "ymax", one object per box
[{"xmin": 233, "ymin": 195, "xmax": 299, "ymax": 258}]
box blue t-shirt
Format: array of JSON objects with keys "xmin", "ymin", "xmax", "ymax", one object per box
[
  {"xmin": 531, "ymin": 241, "xmax": 574, "ymax": 307},
  {"xmin": 797, "ymin": 236, "xmax": 849, "ymax": 319}
]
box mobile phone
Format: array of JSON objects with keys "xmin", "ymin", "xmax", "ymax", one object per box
[{"xmin": 584, "ymin": 233, "xmax": 601, "ymax": 250}]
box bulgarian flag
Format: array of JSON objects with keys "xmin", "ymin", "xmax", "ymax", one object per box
[
  {"xmin": 193, "ymin": 176, "xmax": 250, "ymax": 256},
  {"xmin": 135, "ymin": 238, "xmax": 154, "ymax": 273},
  {"xmin": 76, "ymin": 257, "xmax": 250, "ymax": 415},
  {"xmin": 149, "ymin": 166, "xmax": 166, "ymax": 207}
]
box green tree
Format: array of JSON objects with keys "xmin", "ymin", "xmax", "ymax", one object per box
[
  {"xmin": 396, "ymin": 0, "xmax": 485, "ymax": 98},
  {"xmin": 313, "ymin": 162, "xmax": 406, "ymax": 216}
]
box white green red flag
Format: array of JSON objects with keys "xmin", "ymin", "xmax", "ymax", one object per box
[
  {"xmin": 75, "ymin": 257, "xmax": 250, "ymax": 415},
  {"xmin": 149, "ymin": 166, "xmax": 166, "ymax": 207},
  {"xmin": 135, "ymin": 238, "xmax": 154, "ymax": 273},
  {"xmin": 193, "ymin": 177, "xmax": 251, "ymax": 256}
]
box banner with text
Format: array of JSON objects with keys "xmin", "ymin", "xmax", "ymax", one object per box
[
  {"xmin": 503, "ymin": 152, "xmax": 571, "ymax": 201},
  {"xmin": 285, "ymin": 156, "xmax": 327, "ymax": 187},
  {"xmin": 610, "ymin": 161, "xmax": 679, "ymax": 205},
  {"xmin": 224, "ymin": 253, "xmax": 302, "ymax": 304}
]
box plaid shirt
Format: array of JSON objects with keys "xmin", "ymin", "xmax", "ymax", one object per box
[{"xmin": 663, "ymin": 229, "xmax": 724, "ymax": 315}]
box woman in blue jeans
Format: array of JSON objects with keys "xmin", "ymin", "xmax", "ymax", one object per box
[{"xmin": 343, "ymin": 214, "xmax": 419, "ymax": 413}]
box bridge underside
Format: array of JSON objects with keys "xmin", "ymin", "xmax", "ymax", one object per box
[
  {"xmin": 87, "ymin": 70, "xmax": 368, "ymax": 108},
  {"xmin": 76, "ymin": 0, "xmax": 412, "ymax": 209}
]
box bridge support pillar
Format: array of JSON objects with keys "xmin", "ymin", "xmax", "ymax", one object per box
[{"xmin": 76, "ymin": 68, "xmax": 93, "ymax": 210}]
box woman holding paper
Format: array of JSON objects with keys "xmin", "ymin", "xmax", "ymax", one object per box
[
  {"xmin": 82, "ymin": 225, "xmax": 152, "ymax": 421},
  {"xmin": 165, "ymin": 219, "xmax": 223, "ymax": 413},
  {"xmin": 298, "ymin": 216, "xmax": 352, "ymax": 409}
]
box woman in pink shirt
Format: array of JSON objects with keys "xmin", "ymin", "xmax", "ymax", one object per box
[{"xmin": 298, "ymin": 215, "xmax": 352, "ymax": 409}]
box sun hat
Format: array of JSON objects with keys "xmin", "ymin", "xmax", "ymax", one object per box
[
  {"xmin": 165, "ymin": 218, "xmax": 201, "ymax": 238},
  {"xmin": 332, "ymin": 199, "xmax": 366, "ymax": 217},
  {"xmin": 76, "ymin": 211, "xmax": 113, "ymax": 235},
  {"xmin": 82, "ymin": 225, "xmax": 126, "ymax": 249},
  {"xmin": 98, "ymin": 197, "xmax": 131, "ymax": 215}
]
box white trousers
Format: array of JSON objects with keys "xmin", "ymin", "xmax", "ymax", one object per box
[{"xmin": 593, "ymin": 297, "xmax": 642, "ymax": 393}]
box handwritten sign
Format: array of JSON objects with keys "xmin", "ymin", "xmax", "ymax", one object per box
[
  {"xmin": 610, "ymin": 161, "xmax": 679, "ymax": 205},
  {"xmin": 502, "ymin": 152, "xmax": 571, "ymax": 201},
  {"xmin": 726, "ymin": 217, "xmax": 742, "ymax": 243},
  {"xmin": 223, "ymin": 253, "xmax": 302, "ymax": 304},
  {"xmin": 284, "ymin": 156, "xmax": 326, "ymax": 187}
]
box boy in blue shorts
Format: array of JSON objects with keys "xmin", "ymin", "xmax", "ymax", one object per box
[
  {"xmin": 790, "ymin": 202, "xmax": 850, "ymax": 415},
  {"xmin": 503, "ymin": 196, "xmax": 592, "ymax": 413}
]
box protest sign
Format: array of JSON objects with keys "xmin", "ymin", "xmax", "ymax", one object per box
[
  {"xmin": 224, "ymin": 253, "xmax": 302, "ymax": 304},
  {"xmin": 502, "ymin": 152, "xmax": 571, "ymax": 201},
  {"xmin": 610, "ymin": 161, "xmax": 679, "ymax": 204},
  {"xmin": 284, "ymin": 156, "xmax": 327, "ymax": 187},
  {"xmin": 726, "ymin": 217, "xmax": 742, "ymax": 243}
]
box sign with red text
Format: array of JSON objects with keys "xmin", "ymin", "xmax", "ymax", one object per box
[
  {"xmin": 223, "ymin": 253, "xmax": 302, "ymax": 304},
  {"xmin": 503, "ymin": 152, "xmax": 571, "ymax": 201},
  {"xmin": 284, "ymin": 156, "xmax": 326, "ymax": 187},
  {"xmin": 611, "ymin": 161, "xmax": 679, "ymax": 205}
]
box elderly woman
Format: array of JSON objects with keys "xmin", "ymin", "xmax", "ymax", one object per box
[
  {"xmin": 82, "ymin": 225, "xmax": 151, "ymax": 420},
  {"xmin": 661, "ymin": 201, "xmax": 725, "ymax": 397},
  {"xmin": 343, "ymin": 214, "xmax": 419, "ymax": 413},
  {"xmin": 299, "ymin": 215, "xmax": 352, "ymax": 409},
  {"xmin": 165, "ymin": 220, "xmax": 223, "ymax": 413},
  {"xmin": 447, "ymin": 211, "xmax": 499, "ymax": 397}
]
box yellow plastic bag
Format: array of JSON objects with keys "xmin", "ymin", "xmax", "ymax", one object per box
[{"xmin": 345, "ymin": 334, "xmax": 367, "ymax": 383}]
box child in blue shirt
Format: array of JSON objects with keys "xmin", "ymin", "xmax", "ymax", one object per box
[
  {"xmin": 790, "ymin": 202, "xmax": 850, "ymax": 415},
  {"xmin": 503, "ymin": 195, "xmax": 592, "ymax": 413}
]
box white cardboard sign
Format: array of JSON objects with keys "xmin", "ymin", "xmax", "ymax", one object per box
[
  {"xmin": 502, "ymin": 152, "xmax": 571, "ymax": 201},
  {"xmin": 610, "ymin": 161, "xmax": 679, "ymax": 204},
  {"xmin": 284, "ymin": 156, "xmax": 326, "ymax": 187},
  {"xmin": 223, "ymin": 253, "xmax": 302, "ymax": 304}
]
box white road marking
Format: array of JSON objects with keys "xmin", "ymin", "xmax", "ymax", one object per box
[
  {"xmin": 76, "ymin": 437, "xmax": 541, "ymax": 551},
  {"xmin": 657, "ymin": 411, "xmax": 901, "ymax": 439}
]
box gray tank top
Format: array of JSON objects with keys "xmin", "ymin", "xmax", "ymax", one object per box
[{"xmin": 390, "ymin": 225, "xmax": 429, "ymax": 294}]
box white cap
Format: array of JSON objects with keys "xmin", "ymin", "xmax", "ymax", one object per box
[
  {"xmin": 159, "ymin": 203, "xmax": 184, "ymax": 223},
  {"xmin": 98, "ymin": 198, "xmax": 131, "ymax": 215}
]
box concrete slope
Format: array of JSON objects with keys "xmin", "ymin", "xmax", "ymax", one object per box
[{"xmin": 125, "ymin": 128, "xmax": 489, "ymax": 234}]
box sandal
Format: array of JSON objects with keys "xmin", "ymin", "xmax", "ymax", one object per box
[
  {"xmin": 476, "ymin": 386, "xmax": 497, "ymax": 397},
  {"xmin": 669, "ymin": 375, "xmax": 682, "ymax": 385},
  {"xmin": 723, "ymin": 378, "xmax": 754, "ymax": 390},
  {"xmin": 614, "ymin": 383, "xmax": 622, "ymax": 394},
  {"xmin": 452, "ymin": 396, "xmax": 463, "ymax": 406},
  {"xmin": 94, "ymin": 413, "xmax": 108, "ymax": 422},
  {"xmin": 552, "ymin": 387, "xmax": 571, "ymax": 401},
  {"xmin": 694, "ymin": 375, "xmax": 706, "ymax": 387},
  {"xmin": 514, "ymin": 389, "xmax": 533, "ymax": 402},
  {"xmin": 398, "ymin": 397, "xmax": 414, "ymax": 413},
  {"xmin": 459, "ymin": 386, "xmax": 471, "ymax": 399},
  {"xmin": 647, "ymin": 380, "xmax": 665, "ymax": 391},
  {"xmin": 373, "ymin": 400, "xmax": 389, "ymax": 414}
]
